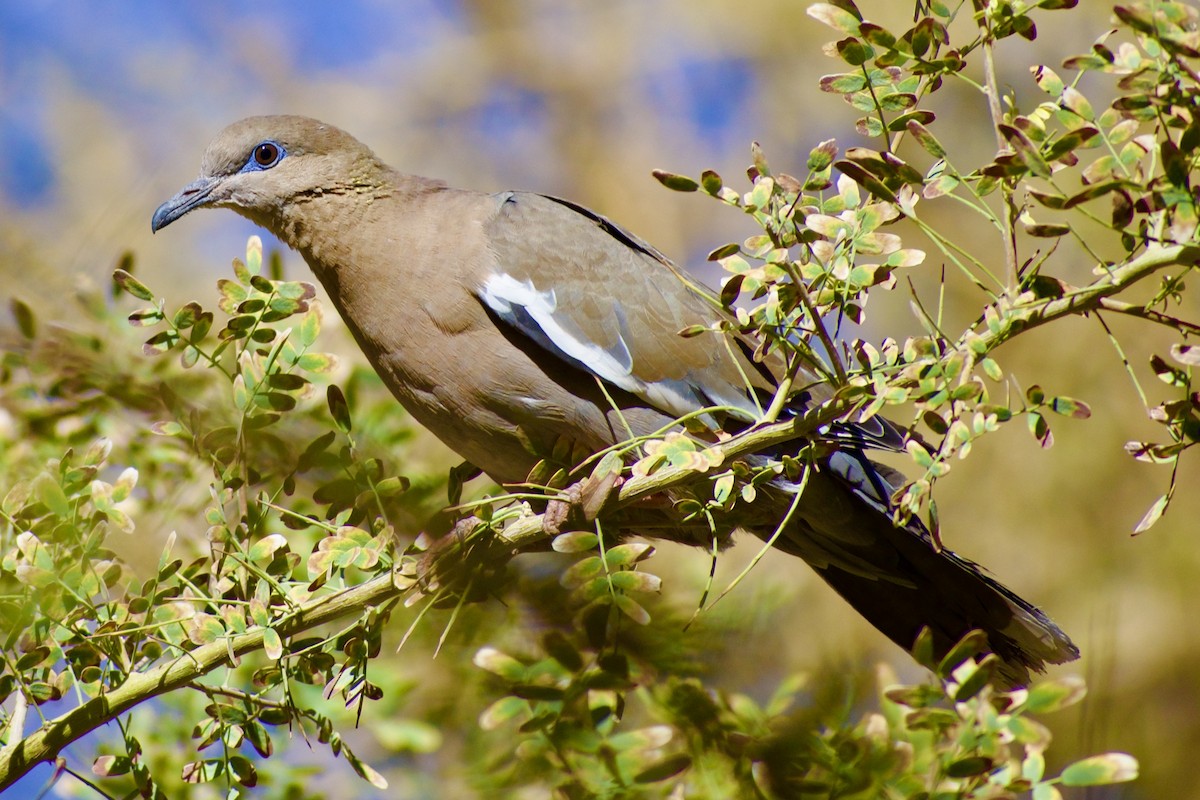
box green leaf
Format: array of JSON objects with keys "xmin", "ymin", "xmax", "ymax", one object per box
[
  {"xmin": 953, "ymin": 654, "xmax": 999, "ymax": 701},
  {"xmin": 1133, "ymin": 493, "xmax": 1169, "ymax": 534},
  {"xmin": 1028, "ymin": 411, "xmax": 1053, "ymax": 448},
  {"xmin": 1029, "ymin": 189, "xmax": 1068, "ymax": 209},
  {"xmin": 255, "ymin": 392, "xmax": 296, "ymax": 412},
  {"xmin": 479, "ymin": 696, "xmax": 529, "ymax": 730},
  {"xmin": 249, "ymin": 598, "xmax": 271, "ymax": 628},
  {"xmin": 1063, "ymin": 180, "xmax": 1125, "ymax": 208},
  {"xmin": 298, "ymin": 305, "xmax": 322, "ymax": 347},
  {"xmin": 375, "ymin": 475, "xmax": 409, "ymax": 497},
  {"xmin": 1049, "ymin": 395, "xmax": 1091, "ymax": 418},
  {"xmin": 263, "ymin": 627, "xmax": 283, "ymax": 661},
  {"xmin": 172, "ymin": 301, "xmax": 202, "ymax": 329},
  {"xmin": 296, "ymin": 352, "xmax": 338, "ymax": 373},
  {"xmin": 1060, "ymin": 87, "xmax": 1093, "ymax": 119},
  {"xmin": 345, "ymin": 750, "xmax": 389, "ymax": 789},
  {"xmin": 267, "ymin": 373, "xmax": 307, "ymax": 391},
  {"xmin": 908, "ymin": 17, "xmax": 941, "ymax": 57},
  {"xmin": 906, "ymin": 121, "xmax": 946, "ymax": 158},
  {"xmin": 836, "ymin": 37, "xmax": 874, "ymax": 66},
  {"xmin": 275, "ymin": 280, "xmax": 315, "ymax": 301},
  {"xmin": 923, "ymin": 171, "xmax": 959, "ymax": 199},
  {"xmin": 473, "ymin": 647, "xmax": 526, "ymax": 681},
  {"xmin": 651, "ymin": 170, "xmax": 698, "ymax": 192},
  {"xmin": 707, "ymin": 242, "xmax": 741, "ymax": 261},
  {"xmin": 937, "ymin": 630, "xmax": 988, "ymax": 677},
  {"xmin": 1025, "ymin": 222, "xmax": 1071, "ymax": 237},
  {"xmin": 1024, "ymin": 676, "xmax": 1087, "ymax": 713},
  {"xmin": 267, "ymin": 296, "xmax": 305, "ymax": 317},
  {"xmin": 192, "ymin": 310, "xmax": 214, "ymax": 341},
  {"xmin": 878, "ymin": 92, "xmax": 915, "ymax": 112},
  {"xmin": 856, "ymin": 115, "xmax": 885, "ymax": 138},
  {"xmin": 15, "ymin": 647, "xmax": 51, "ymax": 670},
  {"xmin": 92, "ymin": 755, "xmax": 133, "ymax": 777},
  {"xmin": 1060, "ymin": 753, "xmax": 1138, "ymax": 785},
  {"xmin": 820, "ymin": 72, "xmax": 868, "ymax": 94},
  {"xmin": 906, "ymin": 440, "xmax": 933, "ymax": 470},
  {"xmin": 562, "ymin": 556, "xmax": 604, "ymax": 588},
  {"xmin": 807, "ymin": 2, "xmax": 862, "ymax": 35},
  {"xmin": 552, "ymin": 531, "xmax": 599, "ymax": 553},
  {"xmin": 179, "ymin": 345, "xmax": 201, "ymax": 368},
  {"xmin": 33, "ymin": 472, "xmax": 71, "ymax": 518},
  {"xmin": 884, "ymin": 683, "xmax": 945, "ymax": 708},
  {"xmin": 604, "ymin": 543, "xmax": 655, "ymax": 568},
  {"xmin": 327, "ymin": 385, "xmax": 352, "ymax": 433},
  {"xmin": 1032, "ymin": 782, "xmax": 1063, "ymax": 800},
  {"xmin": 10, "ymin": 298, "xmax": 36, "ymax": 339},
  {"xmin": 859, "ymin": 21, "xmax": 896, "ymax": 49},
  {"xmin": 512, "ymin": 683, "xmax": 564, "ymax": 701},
  {"xmin": 1045, "ymin": 126, "xmax": 1099, "ymax": 161},
  {"xmin": 113, "ymin": 269, "xmax": 154, "ymax": 301},
  {"xmin": 113, "ymin": 466, "xmax": 137, "ymax": 501},
  {"xmin": 1149, "ymin": 355, "xmax": 1188, "ymax": 387},
  {"xmin": 746, "ymin": 176, "xmax": 774, "ymax": 210},
  {"xmin": 614, "ymin": 594, "xmax": 651, "ymax": 625},
  {"xmin": 142, "ymin": 330, "xmax": 181, "ymax": 356},
  {"xmin": 244, "ymin": 235, "xmax": 263, "ymax": 275},
  {"xmin": 946, "ymin": 756, "xmax": 994, "ymax": 778},
  {"xmin": 634, "ymin": 754, "xmax": 692, "ymax": 783},
  {"xmin": 248, "ymin": 533, "xmax": 288, "ymax": 562},
  {"xmin": 608, "ymin": 571, "xmax": 662, "ymax": 593},
  {"xmin": 187, "ymin": 613, "xmax": 226, "ymax": 645},
  {"xmin": 1031, "ymin": 64, "xmax": 1065, "ymax": 96},
  {"xmin": 229, "ymin": 754, "xmax": 258, "ymax": 787}
]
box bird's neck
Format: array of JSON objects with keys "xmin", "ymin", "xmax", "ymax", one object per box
[{"xmin": 272, "ymin": 169, "xmax": 446, "ymax": 269}]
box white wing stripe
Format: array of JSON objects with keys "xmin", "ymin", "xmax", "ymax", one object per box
[
  {"xmin": 481, "ymin": 272, "xmax": 708, "ymax": 419},
  {"xmin": 482, "ymin": 273, "xmax": 634, "ymax": 385}
]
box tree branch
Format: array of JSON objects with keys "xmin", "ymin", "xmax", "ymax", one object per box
[
  {"xmin": 0, "ymin": 401, "xmax": 847, "ymax": 791},
  {"xmin": 0, "ymin": 575, "xmax": 396, "ymax": 791},
  {"xmin": 967, "ymin": 244, "xmax": 1200, "ymax": 352}
]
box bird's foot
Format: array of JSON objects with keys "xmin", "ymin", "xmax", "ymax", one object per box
[{"xmin": 542, "ymin": 469, "xmax": 622, "ymax": 536}]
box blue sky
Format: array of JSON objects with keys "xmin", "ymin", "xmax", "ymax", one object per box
[
  {"xmin": 0, "ymin": 1, "xmax": 756, "ymax": 211},
  {"xmin": 1, "ymin": 1, "xmax": 463, "ymax": 203}
]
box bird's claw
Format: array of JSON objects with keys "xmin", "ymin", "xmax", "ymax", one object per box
[{"xmin": 542, "ymin": 469, "xmax": 622, "ymax": 536}]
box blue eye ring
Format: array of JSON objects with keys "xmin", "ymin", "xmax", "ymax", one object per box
[{"xmin": 243, "ymin": 140, "xmax": 285, "ymax": 172}]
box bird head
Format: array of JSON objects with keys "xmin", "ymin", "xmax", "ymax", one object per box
[{"xmin": 151, "ymin": 115, "xmax": 383, "ymax": 233}]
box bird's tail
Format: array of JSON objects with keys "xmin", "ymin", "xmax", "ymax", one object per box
[{"xmin": 759, "ymin": 453, "xmax": 1078, "ymax": 688}]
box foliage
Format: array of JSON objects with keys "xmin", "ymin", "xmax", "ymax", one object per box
[
  {"xmin": 657, "ymin": 0, "xmax": 1200, "ymax": 537},
  {"xmin": 3, "ymin": 0, "xmax": 1197, "ymax": 795}
]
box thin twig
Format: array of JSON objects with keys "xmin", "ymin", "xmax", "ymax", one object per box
[
  {"xmin": 979, "ymin": 12, "xmax": 1019, "ymax": 290},
  {"xmin": 964, "ymin": 244, "xmax": 1200, "ymax": 352}
]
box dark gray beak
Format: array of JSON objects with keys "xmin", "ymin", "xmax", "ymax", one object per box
[{"xmin": 151, "ymin": 175, "xmax": 221, "ymax": 232}]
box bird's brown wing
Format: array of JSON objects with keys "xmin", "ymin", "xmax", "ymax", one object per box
[{"xmin": 477, "ymin": 191, "xmax": 781, "ymax": 425}]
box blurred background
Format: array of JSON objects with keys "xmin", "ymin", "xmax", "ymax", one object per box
[{"xmin": 2, "ymin": 1, "xmax": 1196, "ymax": 797}]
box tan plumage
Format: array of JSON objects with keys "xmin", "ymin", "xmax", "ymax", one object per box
[{"xmin": 153, "ymin": 115, "xmax": 1079, "ymax": 686}]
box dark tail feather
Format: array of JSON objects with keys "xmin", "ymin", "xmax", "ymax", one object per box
[
  {"xmin": 809, "ymin": 538, "xmax": 1078, "ymax": 688},
  {"xmin": 762, "ymin": 468, "xmax": 1078, "ymax": 688}
]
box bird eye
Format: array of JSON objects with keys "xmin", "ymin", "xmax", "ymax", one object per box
[{"xmin": 252, "ymin": 142, "xmax": 282, "ymax": 168}]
